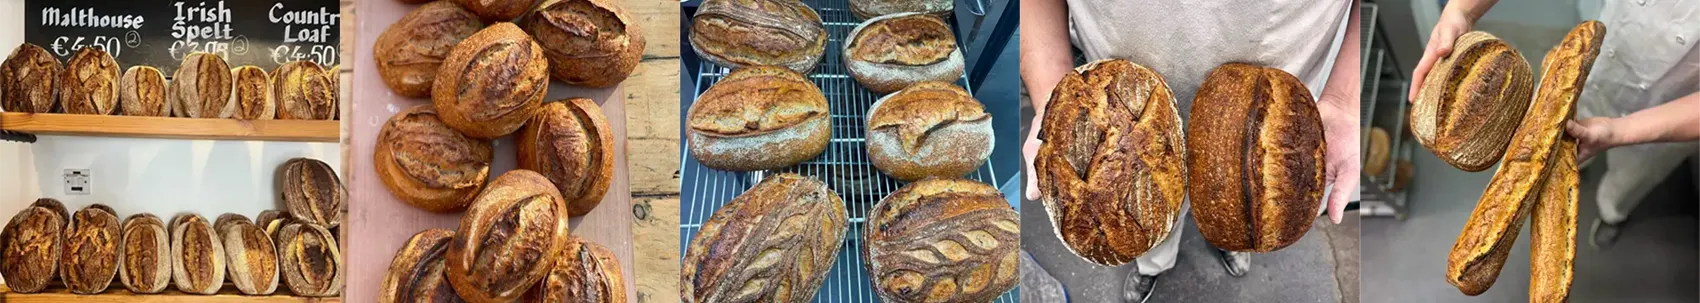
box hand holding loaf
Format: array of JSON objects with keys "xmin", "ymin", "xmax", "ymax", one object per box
[
  {"xmin": 1409, "ymin": 31, "xmax": 1534, "ymax": 172},
  {"xmin": 1186, "ymin": 63, "xmax": 1326, "ymax": 253}
]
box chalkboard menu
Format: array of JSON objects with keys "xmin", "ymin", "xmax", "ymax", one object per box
[{"xmin": 24, "ymin": 0, "xmax": 340, "ymax": 76}]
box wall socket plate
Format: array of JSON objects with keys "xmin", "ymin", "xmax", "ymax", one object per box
[{"xmin": 64, "ymin": 169, "xmax": 91, "ymax": 195}]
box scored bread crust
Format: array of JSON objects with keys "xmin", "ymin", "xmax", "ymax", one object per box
[
  {"xmin": 523, "ymin": 236, "xmax": 628, "ymax": 303},
  {"xmin": 517, "ymin": 98, "xmax": 616, "ymax": 217},
  {"xmin": 1447, "ymin": 21, "xmax": 1604, "ymax": 297},
  {"xmin": 689, "ymin": 0, "xmax": 826, "ymax": 73},
  {"xmin": 278, "ymin": 222, "xmax": 345, "ymax": 297},
  {"xmin": 375, "ymin": 105, "xmax": 494, "ymax": 212},
  {"xmin": 432, "ymin": 22, "xmax": 548, "ymax": 139},
  {"xmin": 375, "ymin": 1, "xmax": 484, "ymax": 98},
  {"xmin": 60, "ymin": 205, "xmax": 123, "ymax": 294},
  {"xmin": 446, "ymin": 170, "xmax": 572, "ymax": 303},
  {"xmin": 687, "ymin": 66, "xmax": 830, "ymax": 171},
  {"xmin": 844, "ymin": 13, "xmax": 964, "ymax": 94},
  {"xmin": 1410, "ymin": 31, "xmax": 1534, "ymax": 172},
  {"xmin": 523, "ymin": 0, "xmax": 646, "ymax": 88},
  {"xmin": 170, "ymin": 214, "xmax": 226, "ymax": 295},
  {"xmin": 379, "ymin": 229, "xmax": 461, "ymax": 303},
  {"xmin": 866, "ymin": 81, "xmax": 992, "ymax": 181},
  {"xmin": 120, "ymin": 66, "xmax": 171, "ymax": 116},
  {"xmin": 1, "ymin": 43, "xmax": 62, "ymax": 113},
  {"xmin": 681, "ymin": 173, "xmax": 848, "ymax": 303},
  {"xmin": 222, "ymin": 221, "xmax": 280, "ymax": 295},
  {"xmin": 849, "ymin": 0, "xmax": 950, "ymax": 20},
  {"xmin": 231, "ymin": 65, "xmax": 276, "ymax": 120},
  {"xmin": 1186, "ymin": 63, "xmax": 1326, "ymax": 253},
  {"xmin": 119, "ymin": 213, "xmax": 172, "ymax": 294},
  {"xmin": 1034, "ymin": 59, "xmax": 1186, "ymax": 266},
  {"xmin": 170, "ymin": 52, "xmax": 235, "ymax": 118},
  {"xmin": 863, "ymin": 177, "xmax": 1018, "ymax": 303},
  {"xmin": 1, "ymin": 206, "xmax": 66, "ymax": 293},
  {"xmin": 59, "ymin": 47, "xmax": 121, "ymax": 115},
  {"xmin": 272, "ymin": 60, "xmax": 338, "ymax": 120}
]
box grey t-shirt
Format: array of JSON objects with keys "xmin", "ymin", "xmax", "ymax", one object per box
[{"xmin": 1066, "ymin": 0, "xmax": 1352, "ymax": 117}]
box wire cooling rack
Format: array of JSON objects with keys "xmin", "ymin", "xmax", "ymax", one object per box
[{"xmin": 679, "ymin": 0, "xmax": 1017, "ymax": 300}]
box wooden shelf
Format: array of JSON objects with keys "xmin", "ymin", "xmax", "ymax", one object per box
[
  {"xmin": 0, "ymin": 284, "xmax": 340, "ymax": 302},
  {"xmin": 0, "ymin": 113, "xmax": 339, "ymax": 142}
]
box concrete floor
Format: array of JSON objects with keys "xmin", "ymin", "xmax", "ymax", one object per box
[
  {"xmin": 1017, "ymin": 77, "xmax": 1361, "ymax": 303},
  {"xmin": 1361, "ymin": 153, "xmax": 1699, "ymax": 302}
]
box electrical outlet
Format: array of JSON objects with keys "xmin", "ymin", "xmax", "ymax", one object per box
[{"xmin": 64, "ymin": 169, "xmax": 91, "ymax": 195}]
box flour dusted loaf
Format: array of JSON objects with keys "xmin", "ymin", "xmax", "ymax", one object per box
[
  {"xmin": 1410, "ymin": 31, "xmax": 1534, "ymax": 172},
  {"xmin": 845, "ymin": 13, "xmax": 963, "ymax": 94},
  {"xmin": 687, "ymin": 66, "xmax": 830, "ymax": 171},
  {"xmin": 867, "ymin": 81, "xmax": 991, "ymax": 181},
  {"xmin": 1034, "ymin": 59, "xmax": 1186, "ymax": 265},
  {"xmin": 864, "ymin": 178, "xmax": 1019, "ymax": 302},
  {"xmin": 279, "ymin": 157, "xmax": 347, "ymax": 228},
  {"xmin": 850, "ymin": 0, "xmax": 950, "ymax": 20},
  {"xmin": 221, "ymin": 219, "xmax": 280, "ymax": 295},
  {"xmin": 170, "ymin": 213, "xmax": 226, "ymax": 295},
  {"xmin": 278, "ymin": 222, "xmax": 344, "ymax": 297},
  {"xmin": 231, "ymin": 65, "xmax": 275, "ymax": 119},
  {"xmin": 1186, "ymin": 63, "xmax": 1326, "ymax": 253},
  {"xmin": 682, "ymin": 173, "xmax": 848, "ymax": 303},
  {"xmin": 433, "ymin": 22, "xmax": 548, "ymax": 139},
  {"xmin": 272, "ymin": 60, "xmax": 337, "ymax": 120},
  {"xmin": 170, "ymin": 52, "xmax": 235, "ymax": 118},
  {"xmin": 690, "ymin": 0, "xmax": 826, "ymax": 72},
  {"xmin": 522, "ymin": 0, "xmax": 645, "ymax": 87},
  {"xmin": 119, "ymin": 213, "xmax": 172, "ymax": 293},
  {"xmin": 447, "ymin": 170, "xmax": 572, "ymax": 303},
  {"xmin": 375, "ymin": 105, "xmax": 494, "ymax": 212},
  {"xmin": 1, "ymin": 43, "xmax": 61, "ymax": 113},
  {"xmin": 120, "ymin": 66, "xmax": 170, "ymax": 116},
  {"xmin": 376, "ymin": 0, "xmax": 484, "ymax": 98},
  {"xmin": 59, "ymin": 48, "xmax": 121, "ymax": 115},
  {"xmin": 518, "ymin": 98, "xmax": 615, "ymax": 217}
]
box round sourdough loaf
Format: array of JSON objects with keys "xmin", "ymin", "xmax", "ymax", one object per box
[
  {"xmin": 844, "ymin": 13, "xmax": 963, "ymax": 94},
  {"xmin": 522, "ymin": 0, "xmax": 645, "ymax": 87},
  {"xmin": 1410, "ymin": 31, "xmax": 1533, "ymax": 172},
  {"xmin": 866, "ymin": 81, "xmax": 991, "ymax": 181},
  {"xmin": 523, "ymin": 236, "xmax": 627, "ymax": 302},
  {"xmin": 447, "ymin": 170, "xmax": 571, "ymax": 303},
  {"xmin": 375, "ymin": 105, "xmax": 494, "ymax": 212},
  {"xmin": 378, "ymin": 229, "xmax": 461, "ymax": 303},
  {"xmin": 120, "ymin": 66, "xmax": 170, "ymax": 116},
  {"xmin": 1186, "ymin": 63, "xmax": 1326, "ymax": 253},
  {"xmin": 59, "ymin": 47, "xmax": 121, "ymax": 115},
  {"xmin": 60, "ymin": 204, "xmax": 122, "ymax": 294},
  {"xmin": 375, "ymin": 1, "xmax": 483, "ymax": 98},
  {"xmin": 432, "ymin": 22, "xmax": 548, "ymax": 139},
  {"xmin": 517, "ymin": 98, "xmax": 615, "ymax": 217},
  {"xmin": 230, "ymin": 65, "xmax": 275, "ymax": 119},
  {"xmin": 1, "ymin": 43, "xmax": 61, "ymax": 113},
  {"xmin": 272, "ymin": 60, "xmax": 337, "ymax": 120},
  {"xmin": 689, "ymin": 0, "xmax": 825, "ymax": 72},
  {"xmin": 1, "ymin": 202, "xmax": 67, "ymax": 293},
  {"xmin": 119, "ymin": 213, "xmax": 172, "ymax": 293},
  {"xmin": 169, "ymin": 52, "xmax": 234, "ymax": 118},
  {"xmin": 686, "ymin": 66, "xmax": 830, "ymax": 171},
  {"xmin": 864, "ymin": 178, "xmax": 1018, "ymax": 302}
]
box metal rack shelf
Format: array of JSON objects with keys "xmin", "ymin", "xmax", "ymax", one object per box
[
  {"xmin": 1360, "ymin": 3, "xmax": 1415, "ymax": 218},
  {"xmin": 679, "ymin": 0, "xmax": 1016, "ymax": 300}
]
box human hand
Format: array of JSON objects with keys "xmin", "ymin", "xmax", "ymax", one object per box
[
  {"xmin": 1318, "ymin": 95, "xmax": 1360, "ymax": 224},
  {"xmin": 1023, "ymin": 118, "xmax": 1043, "ymax": 201},
  {"xmin": 1567, "ymin": 117, "xmax": 1618, "ymax": 162},
  {"xmin": 1407, "ymin": 12, "xmax": 1475, "ymax": 102}
]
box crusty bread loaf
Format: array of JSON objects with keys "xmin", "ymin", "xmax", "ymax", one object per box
[
  {"xmin": 1448, "ymin": 21, "xmax": 1603, "ymax": 297},
  {"xmin": 689, "ymin": 0, "xmax": 826, "ymax": 72},
  {"xmin": 682, "ymin": 173, "xmax": 847, "ymax": 303},
  {"xmin": 222, "ymin": 220, "xmax": 280, "ymax": 295},
  {"xmin": 60, "ymin": 204, "xmax": 123, "ymax": 294},
  {"xmin": 1410, "ymin": 31, "xmax": 1534, "ymax": 172},
  {"xmin": 1035, "ymin": 59, "xmax": 1186, "ymax": 265},
  {"xmin": 375, "ymin": 105, "xmax": 494, "ymax": 212},
  {"xmin": 432, "ymin": 22, "xmax": 548, "ymax": 139},
  {"xmin": 687, "ymin": 66, "xmax": 830, "ymax": 171},
  {"xmin": 1, "ymin": 204, "xmax": 67, "ymax": 293},
  {"xmin": 1530, "ymin": 137, "xmax": 1578, "ymax": 302},
  {"xmin": 864, "ymin": 178, "xmax": 1018, "ymax": 302},
  {"xmin": 119, "ymin": 213, "xmax": 172, "ymax": 294},
  {"xmin": 518, "ymin": 98, "xmax": 615, "ymax": 217},
  {"xmin": 378, "ymin": 229, "xmax": 462, "ymax": 303},
  {"xmin": 523, "ymin": 0, "xmax": 646, "ymax": 88},
  {"xmin": 1, "ymin": 43, "xmax": 61, "ymax": 113},
  {"xmin": 59, "ymin": 47, "xmax": 121, "ymax": 115},
  {"xmin": 170, "ymin": 52, "xmax": 235, "ymax": 118},
  {"xmin": 1366, "ymin": 127, "xmax": 1391, "ymax": 176},
  {"xmin": 523, "ymin": 236, "xmax": 627, "ymax": 303},
  {"xmin": 1187, "ymin": 63, "xmax": 1326, "ymax": 253},
  {"xmin": 844, "ymin": 13, "xmax": 963, "ymax": 94},
  {"xmin": 452, "ymin": 0, "xmax": 535, "ymax": 22},
  {"xmin": 231, "ymin": 65, "xmax": 275, "ymax": 119},
  {"xmin": 866, "ymin": 81, "xmax": 991, "ymax": 181},
  {"xmin": 375, "ymin": 1, "xmax": 483, "ymax": 98},
  {"xmin": 121, "ymin": 66, "xmax": 170, "ymax": 116},
  {"xmin": 171, "ymin": 214, "xmax": 226, "ymax": 295},
  {"xmin": 278, "ymin": 157, "xmax": 347, "ymax": 228},
  {"xmin": 278, "ymin": 222, "xmax": 345, "ymax": 297},
  {"xmin": 447, "ymin": 170, "xmax": 571, "ymax": 303},
  {"xmin": 849, "ymin": 0, "xmax": 950, "ymax": 20},
  {"xmin": 272, "ymin": 60, "xmax": 337, "ymax": 120}
]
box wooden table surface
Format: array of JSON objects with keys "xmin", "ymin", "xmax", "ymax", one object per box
[{"xmin": 345, "ymin": 1, "xmax": 638, "ymax": 302}]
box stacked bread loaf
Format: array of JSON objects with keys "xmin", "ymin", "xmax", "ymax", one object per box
[{"xmin": 0, "ymin": 43, "xmax": 337, "ymax": 120}]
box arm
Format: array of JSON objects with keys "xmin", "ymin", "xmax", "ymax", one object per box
[
  {"xmin": 1568, "ymin": 91, "xmax": 1700, "ymax": 161},
  {"xmin": 1021, "ymin": 0, "xmax": 1075, "ymax": 200},
  {"xmin": 1407, "ymin": 0, "xmax": 1501, "ymax": 101},
  {"xmin": 1316, "ymin": 1, "xmax": 1361, "ymax": 224}
]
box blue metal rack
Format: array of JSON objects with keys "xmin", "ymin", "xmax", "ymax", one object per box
[{"xmin": 678, "ymin": 0, "xmax": 1018, "ymax": 300}]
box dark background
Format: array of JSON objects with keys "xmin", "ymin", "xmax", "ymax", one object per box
[{"xmin": 25, "ymin": 0, "xmax": 340, "ymax": 76}]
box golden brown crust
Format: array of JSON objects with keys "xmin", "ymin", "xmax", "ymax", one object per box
[
  {"xmin": 524, "ymin": 236, "xmax": 627, "ymax": 303},
  {"xmin": 1, "ymin": 43, "xmax": 61, "ymax": 113},
  {"xmin": 32, "ymin": 198, "xmax": 70, "ymax": 221},
  {"xmin": 849, "ymin": 0, "xmax": 950, "ymax": 20},
  {"xmin": 120, "ymin": 213, "xmax": 172, "ymax": 294},
  {"xmin": 689, "ymin": 0, "xmax": 825, "ymax": 72},
  {"xmin": 2, "ymin": 206, "xmax": 66, "ymax": 293},
  {"xmin": 231, "ymin": 65, "xmax": 275, "ymax": 119},
  {"xmin": 60, "ymin": 205, "xmax": 122, "ymax": 294},
  {"xmin": 1410, "ymin": 31, "xmax": 1534, "ymax": 172},
  {"xmin": 1034, "ymin": 59, "xmax": 1186, "ymax": 265},
  {"xmin": 59, "ymin": 48, "xmax": 121, "ymax": 115},
  {"xmin": 279, "ymin": 222, "xmax": 345, "ymax": 297},
  {"xmin": 169, "ymin": 52, "xmax": 235, "ymax": 118},
  {"xmin": 863, "ymin": 178, "xmax": 1018, "ymax": 302},
  {"xmin": 518, "ymin": 99, "xmax": 616, "ymax": 217},
  {"xmin": 681, "ymin": 173, "xmax": 848, "ymax": 303},
  {"xmin": 1366, "ymin": 127, "xmax": 1391, "ymax": 176},
  {"xmin": 1447, "ymin": 21, "xmax": 1603, "ymax": 296},
  {"xmin": 1186, "ymin": 63, "xmax": 1326, "ymax": 253},
  {"xmin": 1530, "ymin": 137, "xmax": 1578, "ymax": 302},
  {"xmin": 845, "ymin": 13, "xmax": 963, "ymax": 94},
  {"xmin": 376, "ymin": 1, "xmax": 484, "ymax": 98},
  {"xmin": 523, "ymin": 0, "xmax": 646, "ymax": 87},
  {"xmin": 380, "ymin": 229, "xmax": 465, "ymax": 303},
  {"xmin": 376, "ymin": 105, "xmax": 494, "ymax": 212},
  {"xmin": 432, "ymin": 22, "xmax": 549, "ymax": 139},
  {"xmin": 272, "ymin": 60, "xmax": 337, "ymax": 120},
  {"xmin": 686, "ymin": 66, "xmax": 830, "ymax": 171},
  {"xmin": 121, "ymin": 66, "xmax": 170, "ymax": 116},
  {"xmin": 866, "ymin": 81, "xmax": 990, "ymax": 181},
  {"xmin": 171, "ymin": 214, "xmax": 226, "ymax": 294},
  {"xmin": 453, "ymin": 0, "xmax": 537, "ymax": 22},
  {"xmin": 447, "ymin": 170, "xmax": 572, "ymax": 303},
  {"xmin": 223, "ymin": 221, "xmax": 280, "ymax": 295},
  {"xmin": 279, "ymin": 157, "xmax": 347, "ymax": 228}
]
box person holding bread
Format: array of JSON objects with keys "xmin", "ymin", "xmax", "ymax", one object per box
[
  {"xmin": 1020, "ymin": 0, "xmax": 1362, "ymax": 301},
  {"xmin": 1408, "ymin": 0, "xmax": 1698, "ymax": 250}
]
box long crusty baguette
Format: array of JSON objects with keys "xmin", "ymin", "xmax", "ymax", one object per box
[
  {"xmin": 1526, "ymin": 20, "xmax": 1604, "ymax": 302},
  {"xmin": 1445, "ymin": 20, "xmax": 1603, "ymax": 296}
]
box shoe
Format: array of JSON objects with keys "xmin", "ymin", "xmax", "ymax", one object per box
[
  {"xmin": 1590, "ymin": 218, "xmax": 1622, "ymax": 250},
  {"xmin": 1219, "ymin": 249, "xmax": 1250, "ymax": 277},
  {"xmin": 1121, "ymin": 269, "xmax": 1158, "ymax": 303}
]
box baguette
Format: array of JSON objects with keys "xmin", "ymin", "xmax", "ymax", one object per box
[{"xmin": 1526, "ymin": 20, "xmax": 1604, "ymax": 302}]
